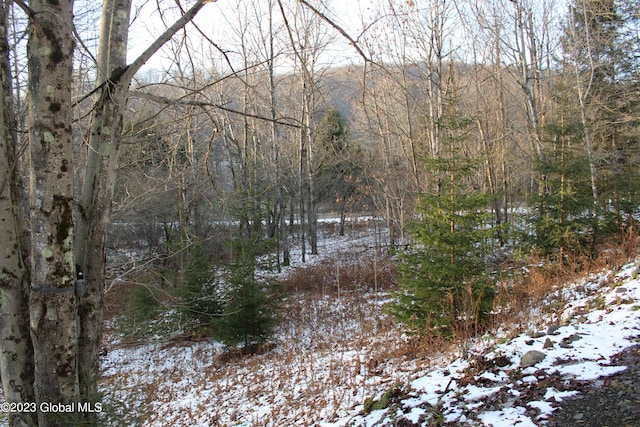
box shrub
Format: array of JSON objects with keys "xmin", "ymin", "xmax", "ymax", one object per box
[
  {"xmin": 179, "ymin": 242, "xmax": 223, "ymax": 335},
  {"xmin": 117, "ymin": 284, "xmax": 166, "ymax": 339},
  {"xmin": 363, "ymin": 384, "xmax": 406, "ymax": 415},
  {"xmin": 388, "ymin": 110, "xmax": 497, "ymax": 340},
  {"xmin": 283, "ymin": 254, "xmax": 396, "ymax": 295},
  {"xmin": 214, "ymin": 236, "xmax": 281, "ymax": 351}
]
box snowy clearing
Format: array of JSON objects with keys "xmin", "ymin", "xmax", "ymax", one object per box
[{"xmin": 95, "ymin": 256, "xmax": 640, "ymax": 426}]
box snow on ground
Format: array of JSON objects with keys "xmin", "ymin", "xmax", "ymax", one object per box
[
  {"xmin": 98, "ymin": 221, "xmax": 421, "ymax": 426},
  {"xmin": 99, "ymin": 291, "xmax": 423, "ymax": 426},
  {"xmin": 321, "ymin": 260, "xmax": 640, "ymax": 426},
  {"xmin": 97, "ymin": 249, "xmax": 640, "ymax": 426},
  {"xmin": 2, "ymin": 218, "xmax": 639, "ymax": 427}
]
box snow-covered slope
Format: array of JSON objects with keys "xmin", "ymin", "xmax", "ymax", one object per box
[
  {"xmin": 322, "ymin": 260, "xmax": 640, "ymax": 427},
  {"xmin": 95, "ymin": 257, "xmax": 640, "ymax": 426}
]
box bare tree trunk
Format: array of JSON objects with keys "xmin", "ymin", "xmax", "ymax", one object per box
[
  {"xmin": 278, "ymin": 0, "xmax": 325, "ymax": 259},
  {"xmin": 496, "ymin": 30, "xmax": 510, "ymax": 225},
  {"xmin": 424, "ymin": 0, "xmax": 446, "ymax": 163},
  {"xmin": 0, "ymin": 2, "xmax": 36, "ymax": 424},
  {"xmin": 305, "ymin": 81, "xmax": 318, "ymax": 255},
  {"xmin": 74, "ymin": 0, "xmax": 212, "ymax": 402},
  {"xmin": 74, "ymin": 0, "xmax": 130, "ymax": 401},
  {"xmin": 568, "ymin": 2, "xmax": 599, "ymax": 205},
  {"xmin": 512, "ymin": 1, "xmax": 547, "ymax": 197},
  {"xmin": 471, "ymin": 38, "xmax": 503, "ymax": 241},
  {"xmin": 266, "ymin": 0, "xmax": 289, "ymax": 266},
  {"xmin": 27, "ymin": 0, "xmax": 79, "ymax": 424},
  {"xmin": 299, "ymin": 93, "xmax": 307, "ymax": 262}
]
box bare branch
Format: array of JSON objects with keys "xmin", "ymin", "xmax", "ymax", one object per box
[
  {"xmin": 13, "ymin": 0, "xmax": 42, "ymax": 36},
  {"xmin": 122, "ymin": 0, "xmax": 216, "ymax": 83},
  {"xmin": 297, "ymin": 0, "xmax": 371, "ymax": 64},
  {"xmin": 132, "ymin": 91, "xmax": 301, "ymax": 128}
]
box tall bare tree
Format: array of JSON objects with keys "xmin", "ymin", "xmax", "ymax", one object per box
[
  {"xmin": 0, "ymin": 2, "xmax": 214, "ymax": 424},
  {"xmin": 26, "ymin": 0, "xmax": 78, "ymax": 424},
  {"xmin": 278, "ymin": 0, "xmax": 332, "ymax": 259},
  {"xmin": 74, "ymin": 0, "xmax": 213, "ymax": 399},
  {"xmin": 0, "ymin": 1, "xmax": 36, "ymax": 425}
]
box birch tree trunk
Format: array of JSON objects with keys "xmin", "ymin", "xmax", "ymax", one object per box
[
  {"xmin": 0, "ymin": 2, "xmax": 36, "ymax": 425},
  {"xmin": 75, "ymin": 0, "xmax": 131, "ymax": 400},
  {"xmin": 74, "ymin": 0, "xmax": 213, "ymax": 400},
  {"xmin": 511, "ymin": 1, "xmax": 550, "ymax": 195},
  {"xmin": 26, "ymin": 0, "xmax": 79, "ymax": 424},
  {"xmin": 567, "ymin": 2, "xmax": 599, "ymax": 206}
]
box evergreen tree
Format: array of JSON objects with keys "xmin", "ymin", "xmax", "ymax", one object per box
[
  {"xmin": 389, "ymin": 110, "xmax": 496, "ymax": 339},
  {"xmin": 560, "ymin": 0, "xmax": 640, "ymax": 233},
  {"xmin": 527, "ymin": 113, "xmax": 596, "ymax": 256},
  {"xmin": 315, "ymin": 108, "xmax": 363, "ymax": 235},
  {"xmin": 215, "ymin": 235, "xmax": 280, "ymax": 351},
  {"xmin": 180, "ymin": 241, "xmax": 223, "ymax": 334}
]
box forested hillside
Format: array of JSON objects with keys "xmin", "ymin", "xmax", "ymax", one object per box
[
  {"xmin": 0, "ymin": 1, "xmax": 638, "ymax": 426},
  {"xmin": 109, "ymin": 0, "xmax": 640, "ymax": 266}
]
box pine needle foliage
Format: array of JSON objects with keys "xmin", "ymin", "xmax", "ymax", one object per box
[
  {"xmin": 389, "ymin": 111, "xmax": 497, "ymax": 340},
  {"xmin": 215, "ymin": 235, "xmax": 281, "ymax": 351},
  {"xmin": 179, "ymin": 241, "xmax": 223, "ymax": 333},
  {"xmin": 527, "ymin": 120, "xmax": 596, "ymax": 256}
]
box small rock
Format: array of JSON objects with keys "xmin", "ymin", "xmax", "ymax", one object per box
[
  {"xmin": 564, "ymin": 333, "xmax": 583, "ymax": 343},
  {"xmin": 520, "ymin": 350, "xmax": 546, "ymax": 368},
  {"xmin": 560, "ymin": 334, "xmax": 581, "ymax": 348},
  {"xmin": 530, "ymin": 331, "xmax": 546, "ymax": 338},
  {"xmin": 574, "ymin": 412, "xmax": 584, "ymax": 420},
  {"xmin": 547, "ymin": 325, "xmax": 561, "ymax": 335},
  {"xmin": 525, "ymin": 339, "xmax": 535, "ymax": 345},
  {"xmin": 615, "ymin": 287, "xmax": 628, "ymax": 293},
  {"xmin": 543, "ymin": 338, "xmax": 554, "ymax": 349}
]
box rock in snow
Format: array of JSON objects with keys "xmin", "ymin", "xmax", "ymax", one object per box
[{"xmin": 520, "ymin": 350, "xmax": 546, "ymax": 368}]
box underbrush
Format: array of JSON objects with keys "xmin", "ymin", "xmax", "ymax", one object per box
[
  {"xmin": 99, "ymin": 227, "xmax": 640, "ymax": 425},
  {"xmin": 283, "ymin": 253, "xmax": 396, "ymax": 296},
  {"xmin": 490, "ymin": 227, "xmax": 640, "ymax": 339},
  {"xmin": 101, "ymin": 278, "xmax": 424, "ymax": 426}
]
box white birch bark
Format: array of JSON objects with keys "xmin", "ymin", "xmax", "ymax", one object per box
[
  {"xmin": 0, "ymin": 2, "xmax": 36, "ymax": 424},
  {"xmin": 74, "ymin": 0, "xmax": 213, "ymax": 400},
  {"xmin": 26, "ymin": 0, "xmax": 79, "ymax": 424}
]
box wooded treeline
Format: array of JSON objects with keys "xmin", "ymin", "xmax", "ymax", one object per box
[
  {"xmin": 0, "ymin": 0, "xmax": 638, "ymax": 425},
  {"xmin": 113, "ymin": 0, "xmax": 639, "ymax": 264}
]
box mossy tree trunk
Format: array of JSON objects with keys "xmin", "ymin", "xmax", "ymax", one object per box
[
  {"xmin": 75, "ymin": 0, "xmax": 131, "ymax": 401},
  {"xmin": 73, "ymin": 0, "xmax": 213, "ymax": 403},
  {"xmin": 26, "ymin": 0, "xmax": 79, "ymax": 424}
]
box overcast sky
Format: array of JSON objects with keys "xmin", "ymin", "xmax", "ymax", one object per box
[{"xmin": 126, "ymin": 0, "xmax": 373, "ymax": 77}]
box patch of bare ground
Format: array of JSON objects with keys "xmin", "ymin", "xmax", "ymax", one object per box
[{"xmin": 548, "ymin": 344, "xmax": 640, "ymax": 427}]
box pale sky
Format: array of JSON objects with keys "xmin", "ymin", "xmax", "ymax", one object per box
[{"xmin": 127, "ymin": 0, "xmax": 372, "ymax": 76}]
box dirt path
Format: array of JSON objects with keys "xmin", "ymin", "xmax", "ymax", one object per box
[{"xmin": 549, "ymin": 344, "xmax": 640, "ymax": 427}]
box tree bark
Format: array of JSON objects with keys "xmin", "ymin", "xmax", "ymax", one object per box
[
  {"xmin": 75, "ymin": 0, "xmax": 131, "ymax": 400},
  {"xmin": 512, "ymin": 1, "xmax": 547, "ymax": 196},
  {"xmin": 568, "ymin": 2, "xmax": 600, "ymax": 205},
  {"xmin": 0, "ymin": 2, "xmax": 36, "ymax": 425},
  {"xmin": 74, "ymin": 0, "xmax": 213, "ymax": 401},
  {"xmin": 27, "ymin": 0, "xmax": 79, "ymax": 424}
]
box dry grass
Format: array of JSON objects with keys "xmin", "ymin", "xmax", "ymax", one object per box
[
  {"xmin": 99, "ymin": 227, "xmax": 640, "ymax": 425},
  {"xmin": 283, "ymin": 253, "xmax": 397, "ymax": 296},
  {"xmin": 491, "ymin": 227, "xmax": 640, "ymax": 337},
  {"xmin": 100, "ymin": 287, "xmax": 433, "ymax": 426}
]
